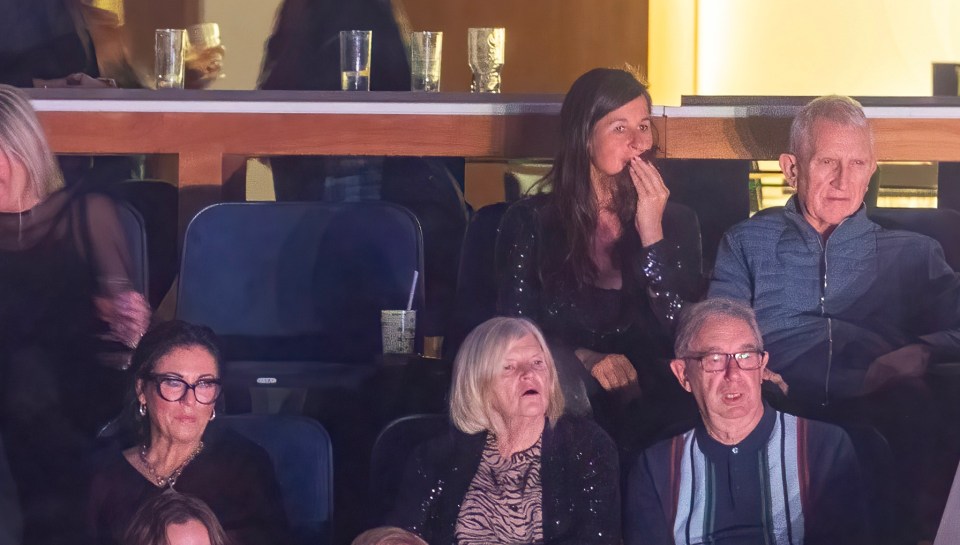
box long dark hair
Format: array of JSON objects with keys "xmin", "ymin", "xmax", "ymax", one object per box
[
  {"xmin": 536, "ymin": 68, "xmax": 652, "ymax": 288},
  {"xmin": 122, "ymin": 492, "xmax": 230, "ymax": 545}
]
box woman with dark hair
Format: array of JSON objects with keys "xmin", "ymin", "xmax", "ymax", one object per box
[
  {"xmin": 123, "ymin": 492, "xmax": 230, "ymax": 545},
  {"xmin": 87, "ymin": 320, "xmax": 290, "ymax": 545},
  {"xmin": 496, "ymin": 68, "xmax": 700, "ymax": 431}
]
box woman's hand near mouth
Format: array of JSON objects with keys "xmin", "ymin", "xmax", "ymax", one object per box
[{"xmin": 629, "ymin": 156, "xmax": 669, "ymax": 247}]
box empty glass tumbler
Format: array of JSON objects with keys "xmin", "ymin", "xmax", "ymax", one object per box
[
  {"xmin": 155, "ymin": 29, "xmax": 186, "ymax": 89},
  {"xmin": 410, "ymin": 31, "xmax": 442, "ymax": 92},
  {"xmin": 467, "ymin": 27, "xmax": 505, "ymax": 93}
]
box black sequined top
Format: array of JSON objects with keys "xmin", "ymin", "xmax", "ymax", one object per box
[
  {"xmin": 495, "ymin": 195, "xmax": 701, "ymax": 383},
  {"xmin": 386, "ymin": 415, "xmax": 620, "ymax": 545}
]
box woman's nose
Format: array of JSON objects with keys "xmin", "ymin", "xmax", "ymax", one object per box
[
  {"xmin": 181, "ymin": 388, "xmax": 200, "ymax": 406},
  {"xmin": 516, "ymin": 362, "xmax": 535, "ymax": 377}
]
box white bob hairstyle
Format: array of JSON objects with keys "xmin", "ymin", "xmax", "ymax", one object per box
[{"xmin": 449, "ymin": 316, "xmax": 564, "ymax": 435}]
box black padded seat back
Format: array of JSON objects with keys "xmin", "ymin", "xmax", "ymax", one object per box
[
  {"xmin": 368, "ymin": 414, "xmax": 448, "ymax": 523},
  {"xmin": 868, "ymin": 207, "xmax": 960, "ymax": 271}
]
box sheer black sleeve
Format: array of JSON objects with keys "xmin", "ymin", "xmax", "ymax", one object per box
[
  {"xmin": 73, "ymin": 193, "xmax": 137, "ymax": 295},
  {"xmin": 73, "ymin": 192, "xmax": 150, "ymax": 353}
]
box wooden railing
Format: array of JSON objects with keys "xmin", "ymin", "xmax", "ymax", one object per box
[{"xmin": 29, "ymin": 90, "xmax": 960, "ymax": 230}]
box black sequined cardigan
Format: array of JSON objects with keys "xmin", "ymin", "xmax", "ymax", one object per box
[
  {"xmin": 495, "ymin": 194, "xmax": 702, "ymax": 378},
  {"xmin": 386, "ymin": 415, "xmax": 621, "ymax": 545}
]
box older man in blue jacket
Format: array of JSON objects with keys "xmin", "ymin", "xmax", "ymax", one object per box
[
  {"xmin": 709, "ymin": 95, "xmax": 960, "ymax": 405},
  {"xmin": 709, "ymin": 95, "xmax": 960, "ymax": 540}
]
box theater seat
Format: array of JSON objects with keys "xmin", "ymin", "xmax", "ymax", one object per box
[
  {"xmin": 368, "ymin": 414, "xmax": 448, "ymax": 523},
  {"xmin": 213, "ymin": 414, "xmax": 333, "ymax": 545},
  {"xmin": 867, "ymin": 207, "xmax": 960, "ymax": 270},
  {"xmin": 446, "ymin": 202, "xmax": 510, "ymax": 359},
  {"xmin": 177, "ymin": 202, "xmax": 425, "ymax": 413}
]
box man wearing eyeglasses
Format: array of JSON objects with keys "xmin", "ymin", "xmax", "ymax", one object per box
[{"xmin": 624, "ymin": 298, "xmax": 867, "ymax": 544}]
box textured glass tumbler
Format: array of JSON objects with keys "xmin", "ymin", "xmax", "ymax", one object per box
[
  {"xmin": 410, "ymin": 31, "xmax": 442, "ymax": 92},
  {"xmin": 381, "ymin": 310, "xmax": 416, "ymax": 354},
  {"xmin": 340, "ymin": 30, "xmax": 372, "ymax": 91},
  {"xmin": 467, "ymin": 27, "xmax": 505, "ymax": 93},
  {"xmin": 155, "ymin": 29, "xmax": 186, "ymax": 89}
]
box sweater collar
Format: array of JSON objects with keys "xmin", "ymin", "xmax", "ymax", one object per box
[{"xmin": 695, "ymin": 403, "xmax": 776, "ymax": 460}]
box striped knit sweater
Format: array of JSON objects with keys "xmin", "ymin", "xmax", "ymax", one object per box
[{"xmin": 625, "ymin": 407, "xmax": 867, "ymax": 545}]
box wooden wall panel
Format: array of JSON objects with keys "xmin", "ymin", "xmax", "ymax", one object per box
[{"xmin": 400, "ymin": 0, "xmax": 649, "ymax": 93}]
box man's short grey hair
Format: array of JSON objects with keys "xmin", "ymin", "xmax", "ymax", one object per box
[
  {"xmin": 788, "ymin": 95, "xmax": 873, "ymax": 161},
  {"xmin": 674, "ymin": 298, "xmax": 763, "ymax": 358}
]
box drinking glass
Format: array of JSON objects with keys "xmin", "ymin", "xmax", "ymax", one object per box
[
  {"xmin": 467, "ymin": 27, "xmax": 505, "ymax": 93},
  {"xmin": 410, "ymin": 31, "xmax": 442, "ymax": 92},
  {"xmin": 155, "ymin": 29, "xmax": 186, "ymax": 89},
  {"xmin": 340, "ymin": 30, "xmax": 372, "ymax": 91}
]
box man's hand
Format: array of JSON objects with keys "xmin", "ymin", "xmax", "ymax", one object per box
[{"xmin": 863, "ymin": 343, "xmax": 931, "ymax": 394}]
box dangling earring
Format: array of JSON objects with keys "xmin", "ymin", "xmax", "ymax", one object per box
[
  {"xmin": 139, "ymin": 403, "xmax": 147, "ymax": 417},
  {"xmin": 210, "ymin": 409, "xmax": 216, "ymax": 421}
]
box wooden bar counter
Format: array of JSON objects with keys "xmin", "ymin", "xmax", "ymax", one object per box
[
  {"xmin": 27, "ymin": 89, "xmax": 571, "ymax": 233},
  {"xmin": 665, "ymin": 96, "xmax": 960, "ymax": 161},
  {"xmin": 27, "ymin": 90, "xmax": 960, "ymax": 230}
]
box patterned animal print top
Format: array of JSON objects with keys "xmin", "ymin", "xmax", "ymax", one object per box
[{"xmin": 455, "ymin": 434, "xmax": 544, "ymax": 544}]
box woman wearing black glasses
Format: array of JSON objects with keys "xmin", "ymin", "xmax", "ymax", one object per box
[{"xmin": 87, "ymin": 320, "xmax": 291, "ymax": 545}]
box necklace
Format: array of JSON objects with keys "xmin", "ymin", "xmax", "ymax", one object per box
[{"xmin": 139, "ymin": 441, "xmax": 204, "ymax": 489}]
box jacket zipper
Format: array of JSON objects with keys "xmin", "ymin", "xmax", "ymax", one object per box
[{"xmin": 816, "ymin": 235, "xmax": 832, "ymax": 406}]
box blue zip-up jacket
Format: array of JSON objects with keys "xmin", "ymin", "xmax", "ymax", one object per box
[{"xmin": 709, "ymin": 196, "xmax": 960, "ymax": 403}]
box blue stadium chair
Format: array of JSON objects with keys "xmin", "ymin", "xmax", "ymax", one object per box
[
  {"xmin": 213, "ymin": 414, "xmax": 333, "ymax": 545},
  {"xmin": 177, "ymin": 202, "xmax": 425, "ymax": 413}
]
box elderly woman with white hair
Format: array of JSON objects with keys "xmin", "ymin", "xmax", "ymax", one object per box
[{"xmin": 386, "ymin": 316, "xmax": 620, "ymax": 545}]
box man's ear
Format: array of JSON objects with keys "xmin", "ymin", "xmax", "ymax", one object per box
[
  {"xmin": 670, "ymin": 359, "xmax": 693, "ymax": 392},
  {"xmin": 779, "ymin": 153, "xmax": 799, "ymax": 189}
]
